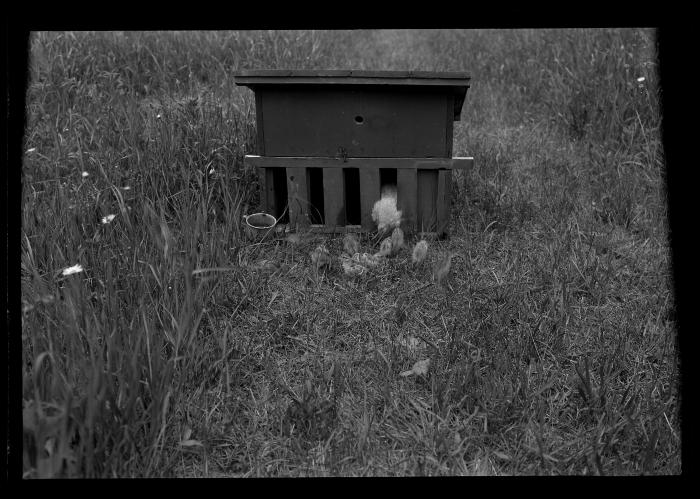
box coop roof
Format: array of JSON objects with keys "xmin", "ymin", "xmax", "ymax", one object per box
[{"xmin": 233, "ymin": 70, "xmax": 471, "ymax": 120}]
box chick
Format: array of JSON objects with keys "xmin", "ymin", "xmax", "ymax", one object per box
[
  {"xmin": 371, "ymin": 196, "xmax": 402, "ymax": 232},
  {"xmin": 412, "ymin": 240, "xmax": 429, "ymax": 265},
  {"xmin": 310, "ymin": 244, "xmax": 332, "ymax": 271},
  {"xmin": 340, "ymin": 255, "xmax": 366, "ymax": 276},
  {"xmin": 433, "ymin": 251, "xmax": 461, "ymax": 287},
  {"xmin": 380, "ymin": 184, "xmax": 397, "ymax": 200},
  {"xmin": 390, "ymin": 227, "xmax": 405, "ymax": 255},
  {"xmin": 399, "ymin": 358, "xmax": 431, "ymax": 377},
  {"xmin": 285, "ymin": 233, "xmax": 301, "ymax": 245},
  {"xmin": 356, "ymin": 252, "xmax": 380, "ymax": 267},
  {"xmin": 250, "ymin": 259, "xmax": 280, "ymax": 272},
  {"xmin": 343, "ymin": 233, "xmax": 360, "ymax": 256},
  {"xmin": 376, "ymin": 237, "xmax": 393, "ymax": 258}
]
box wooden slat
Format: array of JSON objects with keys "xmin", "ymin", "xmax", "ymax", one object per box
[
  {"xmin": 445, "ymin": 94, "xmax": 454, "ymax": 157},
  {"xmin": 245, "ymin": 155, "xmax": 473, "ymax": 170},
  {"xmin": 275, "ymin": 223, "xmax": 364, "ymax": 234},
  {"xmin": 286, "ymin": 167, "xmax": 308, "ymax": 230},
  {"xmin": 359, "ymin": 169, "xmax": 380, "ymax": 231},
  {"xmin": 237, "ymin": 77, "xmax": 470, "ymax": 88},
  {"xmin": 235, "ymin": 69, "xmax": 471, "ymax": 79},
  {"xmin": 437, "ymin": 170, "xmax": 452, "ymax": 238},
  {"xmin": 248, "ymin": 158, "xmax": 274, "ymax": 214},
  {"xmin": 417, "ymin": 170, "xmax": 438, "ymax": 233},
  {"xmin": 258, "ymin": 167, "xmax": 270, "ymax": 215},
  {"xmin": 256, "ymin": 166, "xmax": 267, "ymax": 211},
  {"xmin": 234, "ymin": 70, "xmax": 471, "ymax": 89},
  {"xmin": 266, "ymin": 168, "xmax": 279, "ymax": 217},
  {"xmin": 397, "ymin": 169, "xmax": 418, "ymax": 234},
  {"xmin": 255, "ymin": 93, "xmax": 265, "ymax": 155},
  {"xmin": 323, "ymin": 168, "xmax": 345, "ymax": 229}
]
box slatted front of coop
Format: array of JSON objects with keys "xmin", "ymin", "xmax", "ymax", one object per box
[{"xmin": 233, "ymin": 70, "xmax": 473, "ymax": 237}]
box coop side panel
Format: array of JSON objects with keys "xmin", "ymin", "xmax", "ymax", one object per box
[{"xmin": 258, "ymin": 87, "xmax": 450, "ymax": 158}]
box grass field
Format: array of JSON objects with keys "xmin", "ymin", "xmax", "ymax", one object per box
[{"xmin": 20, "ymin": 29, "xmax": 679, "ymax": 477}]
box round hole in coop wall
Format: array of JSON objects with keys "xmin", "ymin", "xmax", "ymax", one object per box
[{"xmin": 354, "ymin": 115, "xmax": 364, "ymax": 125}]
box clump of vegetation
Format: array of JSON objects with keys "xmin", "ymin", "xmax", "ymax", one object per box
[{"xmin": 21, "ymin": 29, "xmax": 677, "ymax": 477}]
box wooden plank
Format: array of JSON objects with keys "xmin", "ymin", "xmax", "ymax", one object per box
[
  {"xmin": 236, "ymin": 70, "xmax": 471, "ymax": 123},
  {"xmin": 445, "ymin": 94, "xmax": 454, "ymax": 157},
  {"xmin": 236, "ymin": 77, "xmax": 470, "ymax": 87},
  {"xmin": 397, "ymin": 169, "xmax": 417, "ymax": 234},
  {"xmin": 235, "ymin": 69, "xmax": 471, "ymax": 79},
  {"xmin": 257, "ymin": 87, "xmax": 448, "ymax": 158},
  {"xmin": 248, "ymin": 157, "xmax": 273, "ymax": 214},
  {"xmin": 265, "ymin": 168, "xmax": 278, "ymax": 216},
  {"xmin": 308, "ymin": 224, "xmax": 362, "ymax": 234},
  {"xmin": 256, "ymin": 166, "xmax": 268, "ymax": 212},
  {"xmin": 437, "ymin": 170, "xmax": 452, "ymax": 238},
  {"xmin": 351, "ymin": 70, "xmax": 411, "ymax": 78},
  {"xmin": 236, "ymin": 77, "xmax": 470, "ymax": 89},
  {"xmin": 246, "ymin": 155, "xmax": 473, "ymax": 170},
  {"xmin": 254, "ymin": 93, "xmax": 265, "ymax": 155},
  {"xmin": 234, "ymin": 70, "xmax": 471, "ymax": 88},
  {"xmin": 359, "ymin": 169, "xmax": 380, "ymax": 231},
  {"xmin": 410, "ymin": 70, "xmax": 471, "ymax": 79},
  {"xmin": 276, "ymin": 223, "xmax": 364, "ymax": 234},
  {"xmin": 286, "ymin": 167, "xmax": 309, "ymax": 230},
  {"xmin": 417, "ymin": 170, "xmax": 438, "ymax": 233},
  {"xmin": 257, "ymin": 167, "xmax": 269, "ymax": 214},
  {"xmin": 323, "ymin": 168, "xmax": 345, "ymax": 229}
]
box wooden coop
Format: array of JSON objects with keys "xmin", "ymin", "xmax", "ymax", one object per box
[{"xmin": 233, "ymin": 70, "xmax": 473, "ymax": 237}]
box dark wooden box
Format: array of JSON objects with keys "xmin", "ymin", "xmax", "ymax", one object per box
[{"xmin": 234, "ymin": 70, "xmax": 473, "ymax": 236}]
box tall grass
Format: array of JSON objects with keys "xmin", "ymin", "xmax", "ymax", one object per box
[{"xmin": 21, "ymin": 29, "xmax": 676, "ymax": 477}]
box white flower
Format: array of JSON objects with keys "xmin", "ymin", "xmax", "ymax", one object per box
[
  {"xmin": 637, "ymin": 76, "xmax": 645, "ymax": 83},
  {"xmin": 101, "ymin": 214, "xmax": 116, "ymax": 224},
  {"xmin": 61, "ymin": 264, "xmax": 84, "ymax": 276},
  {"xmin": 81, "ymin": 171, "xmax": 89, "ymax": 178}
]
